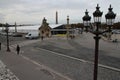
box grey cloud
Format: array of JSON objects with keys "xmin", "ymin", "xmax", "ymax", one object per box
[
  {"xmin": 0, "ymin": 13, "xmax": 5, "ymax": 22},
  {"xmin": 0, "ymin": 0, "xmax": 23, "ymax": 9},
  {"xmin": 0, "ymin": 0, "xmax": 119, "ymax": 24}
]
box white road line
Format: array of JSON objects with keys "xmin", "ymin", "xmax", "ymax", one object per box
[
  {"xmin": 5, "ymin": 39, "xmax": 120, "ymax": 72},
  {"xmin": 39, "ymin": 48, "xmax": 120, "ymax": 72},
  {"xmin": 98, "ymin": 64, "xmax": 120, "ymax": 72},
  {"xmin": 21, "ymin": 55, "xmax": 72, "ymax": 80},
  {"xmin": 8, "ymin": 44, "xmax": 72, "ymax": 80}
]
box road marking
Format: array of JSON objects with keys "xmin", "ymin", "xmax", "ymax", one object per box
[
  {"xmin": 4, "ymin": 39, "xmax": 120, "ymax": 72},
  {"xmin": 98, "ymin": 64, "xmax": 120, "ymax": 72},
  {"xmin": 39, "ymin": 48, "xmax": 120, "ymax": 72},
  {"xmin": 21, "ymin": 55, "xmax": 72, "ymax": 80}
]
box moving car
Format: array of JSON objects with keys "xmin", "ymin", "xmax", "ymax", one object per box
[{"xmin": 25, "ymin": 32, "xmax": 40, "ymax": 39}]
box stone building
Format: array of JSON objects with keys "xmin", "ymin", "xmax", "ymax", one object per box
[{"xmin": 39, "ymin": 17, "xmax": 51, "ymax": 37}]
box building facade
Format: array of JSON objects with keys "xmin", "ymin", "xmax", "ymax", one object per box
[{"xmin": 39, "ymin": 17, "xmax": 51, "ymax": 37}]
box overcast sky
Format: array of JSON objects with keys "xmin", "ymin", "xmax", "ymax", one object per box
[{"xmin": 0, "ymin": 0, "xmax": 120, "ymax": 24}]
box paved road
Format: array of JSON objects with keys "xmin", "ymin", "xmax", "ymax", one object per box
[
  {"xmin": 0, "ymin": 34, "xmax": 120, "ymax": 80},
  {"xmin": 0, "ymin": 43, "xmax": 71, "ymax": 80},
  {"xmin": 34, "ymin": 36, "xmax": 120, "ymax": 69},
  {"xmin": 20, "ymin": 39, "xmax": 120, "ymax": 80}
]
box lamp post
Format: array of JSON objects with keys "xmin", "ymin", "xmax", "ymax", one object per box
[
  {"xmin": 66, "ymin": 15, "xmax": 70, "ymax": 39},
  {"xmin": 105, "ymin": 5, "xmax": 116, "ymax": 40},
  {"xmin": 15, "ymin": 22, "xmax": 17, "ymax": 33},
  {"xmin": 82, "ymin": 4, "xmax": 116, "ymax": 80},
  {"xmin": 92, "ymin": 4, "xmax": 103, "ymax": 80},
  {"xmin": 5, "ymin": 23, "xmax": 10, "ymax": 52}
]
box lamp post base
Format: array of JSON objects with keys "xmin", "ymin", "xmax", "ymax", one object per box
[
  {"xmin": 7, "ymin": 47, "xmax": 10, "ymax": 52},
  {"xmin": 93, "ymin": 36, "xmax": 101, "ymax": 80}
]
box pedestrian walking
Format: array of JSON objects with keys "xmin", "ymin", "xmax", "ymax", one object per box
[
  {"xmin": 16, "ymin": 45, "xmax": 20, "ymax": 55},
  {"xmin": 41, "ymin": 36, "xmax": 44, "ymax": 40},
  {"xmin": 0, "ymin": 42, "xmax": 1, "ymax": 50}
]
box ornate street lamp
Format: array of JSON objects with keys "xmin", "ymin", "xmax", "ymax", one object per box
[
  {"xmin": 66, "ymin": 15, "xmax": 70, "ymax": 39},
  {"xmin": 93, "ymin": 4, "xmax": 103, "ymax": 31},
  {"xmin": 5, "ymin": 23, "xmax": 10, "ymax": 52},
  {"xmin": 92, "ymin": 4, "xmax": 103, "ymax": 80},
  {"xmin": 82, "ymin": 9, "xmax": 91, "ymax": 32},
  {"xmin": 105, "ymin": 5, "xmax": 116, "ymax": 39},
  {"xmin": 15, "ymin": 22, "xmax": 17, "ymax": 33},
  {"xmin": 82, "ymin": 4, "xmax": 116, "ymax": 80}
]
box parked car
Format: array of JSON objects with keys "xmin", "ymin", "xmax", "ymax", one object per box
[
  {"xmin": 112, "ymin": 30, "xmax": 120, "ymax": 34},
  {"xmin": 12, "ymin": 33, "xmax": 23, "ymax": 37},
  {"xmin": 0, "ymin": 31, "xmax": 13, "ymax": 36}
]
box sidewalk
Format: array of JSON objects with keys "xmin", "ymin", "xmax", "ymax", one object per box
[
  {"xmin": 0, "ymin": 60, "xmax": 19, "ymax": 80},
  {"xmin": 0, "ymin": 44, "xmax": 19, "ymax": 80}
]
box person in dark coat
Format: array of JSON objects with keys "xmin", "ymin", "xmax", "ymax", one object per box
[
  {"xmin": 41, "ymin": 36, "xmax": 44, "ymax": 40},
  {"xmin": 16, "ymin": 45, "xmax": 20, "ymax": 55},
  {"xmin": 0, "ymin": 42, "xmax": 1, "ymax": 50}
]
